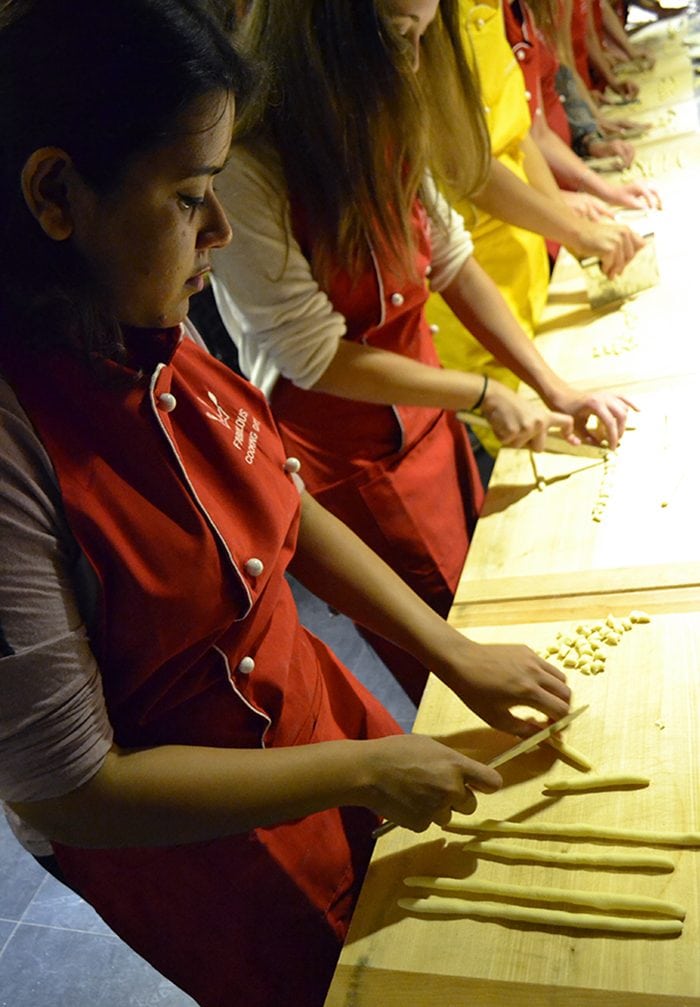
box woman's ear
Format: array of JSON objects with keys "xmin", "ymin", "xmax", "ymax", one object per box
[{"xmin": 20, "ymin": 148, "xmax": 77, "ymax": 241}]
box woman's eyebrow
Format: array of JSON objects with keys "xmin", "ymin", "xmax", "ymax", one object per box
[{"xmin": 185, "ymin": 162, "xmax": 228, "ymax": 178}]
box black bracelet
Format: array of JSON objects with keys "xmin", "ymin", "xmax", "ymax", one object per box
[{"xmin": 471, "ymin": 374, "xmax": 489, "ymax": 412}]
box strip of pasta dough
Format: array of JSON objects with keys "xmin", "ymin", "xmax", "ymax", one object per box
[
  {"xmin": 402, "ymin": 876, "xmax": 685, "ymax": 918},
  {"xmin": 543, "ymin": 774, "xmax": 650, "ymax": 792},
  {"xmin": 448, "ymin": 817, "xmax": 700, "ymax": 846},
  {"xmin": 544, "ymin": 736, "xmax": 593, "ymax": 771},
  {"xmin": 463, "ymin": 839, "xmax": 674, "ymax": 871},
  {"xmin": 398, "ymin": 897, "xmax": 683, "ymax": 935}
]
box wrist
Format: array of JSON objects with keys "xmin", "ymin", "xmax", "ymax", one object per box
[
  {"xmin": 470, "ymin": 373, "xmax": 489, "ymax": 412},
  {"xmin": 428, "ymin": 632, "xmax": 485, "ymax": 705},
  {"xmin": 540, "ymin": 377, "xmax": 574, "ymax": 413},
  {"xmin": 334, "ymin": 739, "xmax": 383, "ymax": 808}
]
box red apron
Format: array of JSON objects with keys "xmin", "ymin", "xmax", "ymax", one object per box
[
  {"xmin": 571, "ymin": 0, "xmax": 594, "ymax": 88},
  {"xmin": 1, "ymin": 330, "xmax": 400, "ymax": 1007},
  {"xmin": 270, "ymin": 199, "xmax": 483, "ymax": 699},
  {"xmin": 504, "ymin": 0, "xmax": 572, "ymax": 147},
  {"xmin": 591, "ymin": 0, "xmax": 604, "ymax": 41}
]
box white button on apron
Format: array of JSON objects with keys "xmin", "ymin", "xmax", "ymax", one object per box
[
  {"xmin": 524, "ymin": 89, "xmax": 532, "ymax": 101},
  {"xmin": 283, "ymin": 457, "xmax": 301, "ymax": 474},
  {"xmin": 425, "ymin": 264, "xmax": 432, "ymax": 277},
  {"xmin": 244, "ymin": 557, "xmax": 264, "ymax": 577},
  {"xmin": 238, "ymin": 656, "xmax": 255, "ymax": 675},
  {"xmin": 517, "ymin": 50, "xmax": 525, "ymax": 61},
  {"xmin": 157, "ymin": 392, "xmax": 177, "ymax": 412},
  {"xmin": 476, "ymin": 17, "xmax": 485, "ymax": 27},
  {"xmin": 429, "ymin": 323, "xmax": 440, "ymax": 334},
  {"xmin": 390, "ymin": 292, "xmax": 404, "ymax": 307},
  {"xmin": 559, "ymin": 93, "xmax": 566, "ymax": 102}
]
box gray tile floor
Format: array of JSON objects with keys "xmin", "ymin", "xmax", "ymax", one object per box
[{"xmin": 0, "ymin": 578, "xmax": 416, "ymax": 1005}]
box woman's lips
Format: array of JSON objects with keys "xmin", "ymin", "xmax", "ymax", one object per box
[{"xmin": 186, "ymin": 268, "xmax": 209, "ymax": 292}]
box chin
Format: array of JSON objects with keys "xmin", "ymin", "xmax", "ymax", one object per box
[{"xmin": 155, "ymin": 303, "xmax": 190, "ymax": 328}]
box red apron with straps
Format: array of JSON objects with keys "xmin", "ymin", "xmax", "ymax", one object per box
[
  {"xmin": 1, "ymin": 330, "xmax": 400, "ymax": 1007},
  {"xmin": 270, "ymin": 200, "xmax": 483, "ymax": 697}
]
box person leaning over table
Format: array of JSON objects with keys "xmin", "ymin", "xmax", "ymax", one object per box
[
  {"xmin": 210, "ymin": 0, "xmax": 636, "ymax": 700},
  {"xmin": 424, "ymin": 0, "xmax": 651, "ymax": 457},
  {"xmin": 0, "ymin": 3, "xmax": 576, "ymax": 1006},
  {"xmin": 505, "ymin": 0, "xmax": 663, "ymax": 207}
]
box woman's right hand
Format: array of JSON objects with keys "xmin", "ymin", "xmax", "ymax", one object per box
[
  {"xmin": 358, "ymin": 734, "xmax": 502, "ymax": 832},
  {"xmin": 569, "ymin": 219, "xmax": 645, "ymax": 278},
  {"xmin": 479, "ymin": 380, "xmax": 573, "ymax": 450}
]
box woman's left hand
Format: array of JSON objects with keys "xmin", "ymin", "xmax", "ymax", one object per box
[
  {"xmin": 562, "ymin": 190, "xmax": 615, "ymax": 222},
  {"xmin": 548, "ymin": 386, "xmax": 639, "ymax": 450},
  {"xmin": 610, "ymin": 77, "xmax": 640, "ymax": 100},
  {"xmin": 612, "ymin": 181, "xmax": 662, "ymax": 211},
  {"xmin": 436, "ymin": 638, "xmax": 572, "ymax": 737}
]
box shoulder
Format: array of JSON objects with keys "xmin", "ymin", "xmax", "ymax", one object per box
[{"xmin": 0, "ymin": 374, "xmax": 62, "ymax": 520}]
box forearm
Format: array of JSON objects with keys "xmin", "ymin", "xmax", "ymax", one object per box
[
  {"xmin": 312, "ymin": 339, "xmax": 486, "ymax": 412},
  {"xmin": 290, "ymin": 492, "xmax": 473, "ymax": 673},
  {"xmin": 586, "ymin": 18, "xmax": 617, "ymax": 85},
  {"xmin": 472, "ymin": 157, "xmax": 581, "ymax": 248},
  {"xmin": 532, "ymin": 122, "xmax": 620, "ymax": 202},
  {"xmin": 601, "ymin": 0, "xmax": 635, "ymax": 57},
  {"xmin": 440, "ymin": 258, "xmax": 567, "ymax": 403},
  {"xmin": 520, "ymin": 132, "xmax": 563, "ymax": 202},
  {"xmin": 10, "ymin": 737, "xmax": 372, "ymax": 848}
]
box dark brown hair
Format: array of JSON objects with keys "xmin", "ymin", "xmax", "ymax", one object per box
[{"xmin": 0, "ymin": 0, "xmax": 252, "ymax": 358}]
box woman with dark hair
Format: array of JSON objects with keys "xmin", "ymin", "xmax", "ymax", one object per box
[
  {"xmin": 211, "ymin": 0, "xmax": 635, "ymax": 699},
  {"xmin": 0, "ymin": 2, "xmax": 570, "ymax": 1005}
]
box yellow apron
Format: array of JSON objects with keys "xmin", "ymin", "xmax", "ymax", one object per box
[{"xmin": 427, "ymin": 0, "xmax": 549, "ymax": 454}]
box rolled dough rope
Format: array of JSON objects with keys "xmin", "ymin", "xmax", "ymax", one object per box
[
  {"xmin": 544, "ymin": 736, "xmax": 593, "ymax": 772},
  {"xmin": 397, "ymin": 897, "xmax": 683, "ymax": 935},
  {"xmin": 542, "ymin": 774, "xmax": 650, "ymax": 793},
  {"xmin": 402, "ymin": 875, "xmax": 685, "ymax": 918},
  {"xmin": 462, "ymin": 840, "xmax": 674, "ymax": 872},
  {"xmin": 448, "ymin": 817, "xmax": 700, "ymax": 846}
]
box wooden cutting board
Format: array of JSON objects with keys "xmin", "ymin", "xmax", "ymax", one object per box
[
  {"xmin": 597, "ymin": 41, "xmax": 694, "ymax": 115},
  {"xmin": 458, "ymin": 377, "xmax": 700, "ymax": 605},
  {"xmin": 324, "ymin": 611, "xmax": 700, "ymax": 1007}
]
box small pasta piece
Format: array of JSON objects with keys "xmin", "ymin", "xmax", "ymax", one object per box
[{"xmin": 545, "ymin": 736, "xmax": 593, "ymax": 771}]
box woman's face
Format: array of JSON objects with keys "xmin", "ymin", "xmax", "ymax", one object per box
[
  {"xmin": 388, "ymin": 0, "xmax": 440, "ymax": 70},
  {"xmin": 70, "ymin": 92, "xmax": 234, "ymax": 329}
]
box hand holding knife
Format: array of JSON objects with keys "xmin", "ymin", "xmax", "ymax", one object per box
[{"xmin": 371, "ymin": 704, "xmax": 589, "ymax": 840}]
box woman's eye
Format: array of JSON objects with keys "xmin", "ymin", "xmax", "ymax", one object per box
[{"xmin": 178, "ymin": 193, "xmax": 205, "ymax": 211}]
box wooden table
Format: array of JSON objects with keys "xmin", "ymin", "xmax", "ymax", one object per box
[
  {"xmin": 324, "ymin": 15, "xmax": 700, "ymax": 1006},
  {"xmin": 325, "ymin": 608, "xmax": 700, "ymax": 1007}
]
